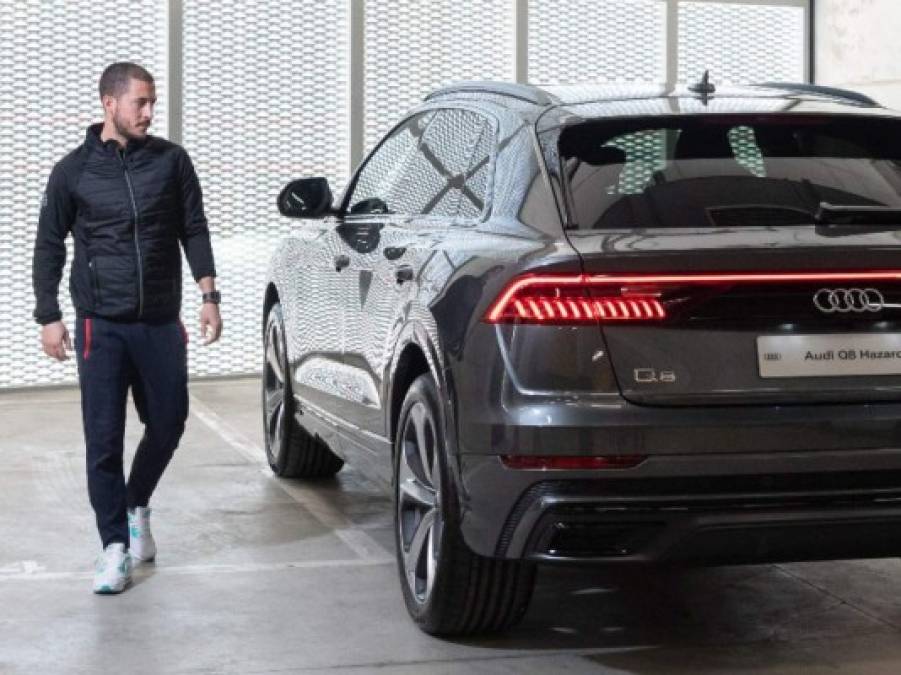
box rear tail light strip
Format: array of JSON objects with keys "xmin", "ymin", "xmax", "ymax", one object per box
[
  {"xmin": 586, "ymin": 271, "xmax": 901, "ymax": 285},
  {"xmin": 511, "ymin": 296, "xmax": 665, "ymax": 322},
  {"xmin": 485, "ymin": 271, "xmax": 901, "ymax": 325}
]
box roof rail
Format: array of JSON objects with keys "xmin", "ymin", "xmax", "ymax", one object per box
[
  {"xmin": 425, "ymin": 81, "xmax": 559, "ymax": 106},
  {"xmin": 753, "ymin": 82, "xmax": 880, "ymax": 107}
]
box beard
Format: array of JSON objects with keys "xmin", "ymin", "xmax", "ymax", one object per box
[{"xmin": 113, "ymin": 113, "xmax": 148, "ymax": 141}]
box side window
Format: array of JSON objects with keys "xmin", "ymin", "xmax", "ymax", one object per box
[
  {"xmin": 390, "ymin": 108, "xmax": 493, "ymax": 218},
  {"xmin": 350, "ymin": 108, "xmax": 493, "ymax": 219},
  {"xmin": 347, "ymin": 112, "xmax": 434, "ymax": 215},
  {"xmin": 458, "ymin": 123, "xmax": 493, "ymax": 219}
]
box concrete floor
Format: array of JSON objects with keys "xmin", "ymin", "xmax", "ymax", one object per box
[{"xmin": 3, "ymin": 378, "xmax": 901, "ymax": 674}]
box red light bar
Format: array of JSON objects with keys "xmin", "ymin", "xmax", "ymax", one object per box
[
  {"xmin": 506, "ymin": 295, "xmax": 665, "ymax": 322},
  {"xmin": 586, "ymin": 271, "xmax": 901, "ymax": 285},
  {"xmin": 501, "ymin": 455, "xmax": 647, "ymax": 470},
  {"xmin": 484, "ymin": 271, "xmax": 901, "ymax": 324},
  {"xmin": 486, "ymin": 275, "xmax": 590, "ymax": 324}
]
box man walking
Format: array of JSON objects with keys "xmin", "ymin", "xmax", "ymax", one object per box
[{"xmin": 32, "ymin": 62, "xmax": 222, "ymax": 594}]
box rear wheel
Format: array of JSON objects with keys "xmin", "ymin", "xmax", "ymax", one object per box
[
  {"xmin": 394, "ymin": 373, "xmax": 535, "ymax": 635},
  {"xmin": 262, "ymin": 302, "xmax": 343, "ymax": 478}
]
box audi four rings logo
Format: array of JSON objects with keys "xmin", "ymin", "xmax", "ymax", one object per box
[{"xmin": 813, "ymin": 288, "xmax": 885, "ymax": 313}]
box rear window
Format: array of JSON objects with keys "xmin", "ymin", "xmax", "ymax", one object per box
[{"xmin": 558, "ymin": 115, "xmax": 901, "ymax": 229}]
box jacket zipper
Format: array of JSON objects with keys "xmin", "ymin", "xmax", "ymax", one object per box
[{"xmin": 119, "ymin": 148, "xmax": 144, "ymax": 318}]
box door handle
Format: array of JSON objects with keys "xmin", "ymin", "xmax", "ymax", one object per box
[
  {"xmin": 334, "ymin": 254, "xmax": 350, "ymax": 271},
  {"xmin": 395, "ymin": 265, "xmax": 414, "ymax": 284}
]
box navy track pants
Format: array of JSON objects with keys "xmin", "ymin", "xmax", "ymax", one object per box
[{"xmin": 74, "ymin": 315, "xmax": 189, "ymax": 548}]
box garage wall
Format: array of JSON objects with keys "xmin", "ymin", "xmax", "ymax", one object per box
[
  {"xmin": 363, "ymin": 1, "xmax": 516, "ymax": 152},
  {"xmin": 528, "ymin": 0, "xmax": 668, "ymax": 83},
  {"xmin": 180, "ymin": 0, "xmax": 351, "ymax": 377},
  {"xmin": 1, "ymin": 0, "xmax": 809, "ymax": 389},
  {"xmin": 0, "ymin": 1, "xmax": 169, "ymax": 388},
  {"xmin": 815, "ymin": 0, "xmax": 901, "ymax": 109},
  {"xmin": 677, "ymin": 1, "xmax": 806, "ymax": 83}
]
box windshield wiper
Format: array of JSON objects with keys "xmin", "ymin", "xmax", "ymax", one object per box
[{"xmin": 815, "ymin": 202, "xmax": 901, "ymax": 226}]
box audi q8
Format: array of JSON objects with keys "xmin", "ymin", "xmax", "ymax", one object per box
[{"xmin": 261, "ymin": 80, "xmax": 901, "ymax": 635}]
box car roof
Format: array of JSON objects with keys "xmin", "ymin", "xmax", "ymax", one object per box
[{"xmin": 422, "ymin": 81, "xmax": 901, "ymax": 128}]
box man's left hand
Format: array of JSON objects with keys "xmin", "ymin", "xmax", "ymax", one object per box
[{"xmin": 199, "ymin": 302, "xmax": 223, "ymax": 346}]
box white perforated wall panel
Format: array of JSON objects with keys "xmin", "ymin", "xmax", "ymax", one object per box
[
  {"xmin": 0, "ymin": 1, "xmax": 168, "ymax": 388},
  {"xmin": 181, "ymin": 0, "xmax": 350, "ymax": 378},
  {"xmin": 363, "ymin": 0, "xmax": 515, "ymax": 152},
  {"xmin": 678, "ymin": 1, "xmax": 806, "ymax": 84},
  {"xmin": 528, "ymin": 0, "xmax": 667, "ymax": 85}
]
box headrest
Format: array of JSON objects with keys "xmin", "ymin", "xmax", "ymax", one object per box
[
  {"xmin": 580, "ymin": 145, "xmax": 628, "ymax": 166},
  {"xmin": 674, "ymin": 127, "xmax": 735, "ymax": 160}
]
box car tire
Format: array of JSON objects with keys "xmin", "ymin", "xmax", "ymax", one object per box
[
  {"xmin": 394, "ymin": 373, "xmax": 535, "ymax": 635},
  {"xmin": 262, "ymin": 302, "xmax": 344, "ymax": 478}
]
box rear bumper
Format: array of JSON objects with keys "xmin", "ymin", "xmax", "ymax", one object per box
[
  {"xmin": 458, "ymin": 449, "xmax": 901, "ymax": 564},
  {"xmin": 458, "ymin": 397, "xmax": 901, "ymax": 456}
]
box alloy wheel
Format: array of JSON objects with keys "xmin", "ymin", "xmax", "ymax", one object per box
[
  {"xmin": 263, "ymin": 313, "xmax": 287, "ymax": 458},
  {"xmin": 397, "ymin": 400, "xmax": 444, "ymax": 605}
]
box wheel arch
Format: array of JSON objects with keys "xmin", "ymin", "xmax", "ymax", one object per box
[
  {"xmin": 387, "ymin": 323, "xmax": 451, "ymax": 446},
  {"xmin": 389, "ymin": 343, "xmax": 431, "ymax": 445}
]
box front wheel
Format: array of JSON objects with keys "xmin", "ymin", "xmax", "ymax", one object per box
[
  {"xmin": 393, "ymin": 373, "xmax": 535, "ymax": 635},
  {"xmin": 262, "ymin": 302, "xmax": 343, "ymax": 478}
]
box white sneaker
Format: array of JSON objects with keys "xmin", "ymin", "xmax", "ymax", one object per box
[
  {"xmin": 93, "ymin": 543, "xmax": 132, "ymax": 594},
  {"xmin": 128, "ymin": 506, "xmax": 157, "ymax": 562}
]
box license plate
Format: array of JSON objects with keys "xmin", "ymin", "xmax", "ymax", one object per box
[{"xmin": 757, "ymin": 333, "xmax": 901, "ymax": 378}]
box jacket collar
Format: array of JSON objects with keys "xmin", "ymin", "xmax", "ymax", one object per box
[{"xmin": 85, "ymin": 122, "xmax": 149, "ymax": 155}]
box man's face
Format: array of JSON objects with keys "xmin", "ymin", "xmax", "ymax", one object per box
[{"xmin": 105, "ymin": 78, "xmax": 156, "ymax": 141}]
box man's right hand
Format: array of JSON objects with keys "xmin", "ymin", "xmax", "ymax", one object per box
[{"xmin": 41, "ymin": 320, "xmax": 71, "ymax": 361}]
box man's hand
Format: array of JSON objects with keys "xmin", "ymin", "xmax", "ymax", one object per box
[
  {"xmin": 41, "ymin": 320, "xmax": 71, "ymax": 361},
  {"xmin": 199, "ymin": 302, "xmax": 222, "ymax": 346}
]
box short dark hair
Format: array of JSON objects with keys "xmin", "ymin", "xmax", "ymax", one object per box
[{"xmin": 98, "ymin": 62, "xmax": 154, "ymax": 99}]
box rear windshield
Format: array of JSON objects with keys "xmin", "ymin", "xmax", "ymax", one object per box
[{"xmin": 557, "ymin": 114, "xmax": 901, "ymax": 229}]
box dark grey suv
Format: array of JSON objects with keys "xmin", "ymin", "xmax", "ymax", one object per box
[{"xmin": 262, "ymin": 80, "xmax": 901, "ymax": 635}]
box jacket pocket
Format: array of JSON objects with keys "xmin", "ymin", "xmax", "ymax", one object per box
[
  {"xmin": 139, "ymin": 244, "xmax": 181, "ymax": 317},
  {"xmin": 91, "ymin": 255, "xmax": 139, "ymax": 318}
]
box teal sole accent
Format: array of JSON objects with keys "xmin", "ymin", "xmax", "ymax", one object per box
[{"xmin": 93, "ymin": 585, "xmax": 121, "ymax": 595}]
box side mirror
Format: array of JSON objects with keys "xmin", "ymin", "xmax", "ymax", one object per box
[{"xmin": 277, "ymin": 177, "xmax": 333, "ymax": 219}]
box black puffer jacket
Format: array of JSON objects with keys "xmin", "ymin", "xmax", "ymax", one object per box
[{"xmin": 32, "ymin": 123, "xmax": 216, "ymax": 325}]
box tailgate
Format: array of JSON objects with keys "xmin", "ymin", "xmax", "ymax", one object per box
[{"xmin": 571, "ymin": 229, "xmax": 901, "ymax": 406}]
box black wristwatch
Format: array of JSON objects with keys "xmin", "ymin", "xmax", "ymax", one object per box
[{"xmin": 202, "ymin": 291, "xmax": 221, "ymax": 305}]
